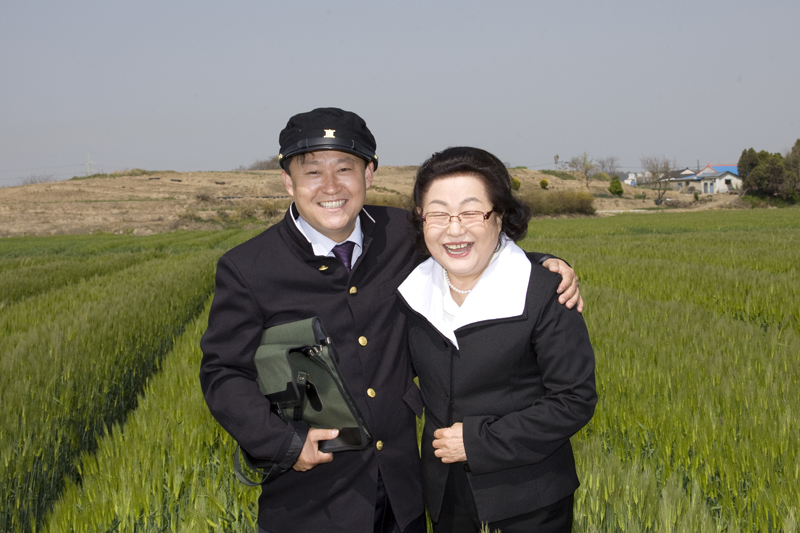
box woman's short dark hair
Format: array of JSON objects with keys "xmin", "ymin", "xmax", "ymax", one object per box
[{"xmin": 409, "ymin": 146, "xmax": 531, "ymax": 255}]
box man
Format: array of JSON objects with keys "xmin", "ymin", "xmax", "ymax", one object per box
[{"xmin": 199, "ymin": 108, "xmax": 582, "ymax": 533}]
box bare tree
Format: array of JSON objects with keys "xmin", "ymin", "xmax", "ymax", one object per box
[
  {"xmin": 639, "ymin": 155, "xmax": 675, "ymax": 205},
  {"xmin": 248, "ymin": 155, "xmax": 281, "ymax": 171},
  {"xmin": 21, "ymin": 173, "xmax": 56, "ymax": 185},
  {"xmin": 568, "ymin": 152, "xmax": 597, "ymax": 187},
  {"xmin": 597, "ymin": 156, "xmax": 620, "ymax": 178}
]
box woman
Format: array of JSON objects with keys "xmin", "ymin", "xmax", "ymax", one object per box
[{"xmin": 397, "ymin": 147, "xmax": 597, "ymax": 532}]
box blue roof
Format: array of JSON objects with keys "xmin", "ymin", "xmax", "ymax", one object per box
[
  {"xmin": 673, "ymin": 169, "xmax": 740, "ymax": 181},
  {"xmin": 710, "ymin": 165, "xmax": 738, "ymax": 175}
]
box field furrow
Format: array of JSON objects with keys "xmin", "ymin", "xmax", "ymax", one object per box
[
  {"xmin": 573, "ymin": 285, "xmax": 800, "ymax": 531},
  {"xmin": 0, "ymin": 252, "xmax": 161, "ymax": 305},
  {"xmin": 0, "ymin": 230, "xmax": 254, "ymax": 533},
  {"xmin": 5, "ymin": 209, "xmax": 800, "ymax": 532},
  {"xmin": 569, "ymin": 253, "xmax": 799, "ymax": 336},
  {"xmin": 43, "ymin": 301, "xmax": 258, "ymax": 533}
]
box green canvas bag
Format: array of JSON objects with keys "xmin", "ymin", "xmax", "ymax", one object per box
[{"xmin": 233, "ymin": 316, "xmax": 372, "ymax": 485}]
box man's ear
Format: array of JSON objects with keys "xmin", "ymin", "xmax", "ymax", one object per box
[
  {"xmin": 282, "ymin": 170, "xmax": 295, "ymax": 197},
  {"xmin": 364, "ymin": 161, "xmax": 375, "ymax": 189}
]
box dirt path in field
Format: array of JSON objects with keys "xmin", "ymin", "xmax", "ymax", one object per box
[
  {"xmin": 0, "ymin": 167, "xmax": 740, "ymax": 237},
  {"xmin": 594, "ymin": 194, "xmax": 740, "ymax": 214}
]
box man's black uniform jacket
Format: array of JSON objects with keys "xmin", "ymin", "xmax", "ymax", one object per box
[{"xmin": 200, "ymin": 205, "xmax": 427, "ymax": 532}]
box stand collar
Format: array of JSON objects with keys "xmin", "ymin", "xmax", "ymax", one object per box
[{"xmin": 398, "ymin": 238, "xmax": 531, "ymax": 348}]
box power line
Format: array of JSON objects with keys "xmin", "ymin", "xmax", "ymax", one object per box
[{"xmin": 0, "ymin": 156, "xmax": 117, "ymax": 183}]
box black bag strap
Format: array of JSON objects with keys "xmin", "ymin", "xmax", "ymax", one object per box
[{"xmin": 292, "ymin": 371, "xmax": 308, "ymax": 422}]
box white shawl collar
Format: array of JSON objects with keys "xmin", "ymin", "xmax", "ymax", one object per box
[{"xmin": 398, "ymin": 239, "xmax": 531, "ymax": 349}]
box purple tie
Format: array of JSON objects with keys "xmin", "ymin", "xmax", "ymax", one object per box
[{"xmin": 332, "ymin": 241, "xmax": 356, "ymax": 273}]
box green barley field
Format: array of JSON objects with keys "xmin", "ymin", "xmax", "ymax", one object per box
[{"xmin": 2, "ymin": 209, "xmax": 798, "ymax": 532}]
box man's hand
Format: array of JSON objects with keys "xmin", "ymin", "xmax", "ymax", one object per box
[
  {"xmin": 292, "ymin": 428, "xmax": 339, "ymax": 472},
  {"xmin": 433, "ymin": 423, "xmax": 466, "ymax": 463},
  {"xmin": 541, "ymin": 258, "xmax": 583, "ymax": 313}
]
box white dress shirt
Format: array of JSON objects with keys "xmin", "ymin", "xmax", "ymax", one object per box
[
  {"xmin": 398, "ymin": 236, "xmax": 532, "ymax": 349},
  {"xmin": 292, "ymin": 203, "xmax": 364, "ymax": 265}
]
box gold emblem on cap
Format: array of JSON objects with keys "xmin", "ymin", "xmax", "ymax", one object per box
[
  {"xmin": 323, "ymin": 129, "xmax": 336, "ymax": 138},
  {"xmin": 278, "ymin": 153, "xmax": 283, "ymax": 159},
  {"xmin": 319, "ymin": 265, "xmax": 329, "ymax": 271}
]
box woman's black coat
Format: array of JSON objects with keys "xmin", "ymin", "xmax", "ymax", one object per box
[{"xmin": 400, "ymin": 252, "xmax": 597, "ymax": 524}]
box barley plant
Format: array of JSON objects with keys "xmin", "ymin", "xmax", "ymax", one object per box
[
  {"xmin": 43, "ymin": 300, "xmax": 259, "ymax": 533},
  {"xmin": 6, "ymin": 210, "xmax": 800, "ymax": 532},
  {"xmin": 0, "ymin": 229, "xmax": 259, "ymax": 532},
  {"xmin": 521, "ymin": 209, "xmax": 800, "ymax": 532}
]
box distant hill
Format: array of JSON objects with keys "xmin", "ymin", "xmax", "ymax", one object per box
[{"xmin": 0, "ymin": 167, "xmax": 737, "ymax": 237}]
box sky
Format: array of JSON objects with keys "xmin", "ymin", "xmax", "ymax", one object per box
[{"xmin": 1, "ymin": 0, "xmax": 799, "ymax": 186}]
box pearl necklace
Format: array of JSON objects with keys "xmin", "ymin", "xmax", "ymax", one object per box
[{"xmin": 444, "ymin": 270, "xmax": 472, "ymax": 294}]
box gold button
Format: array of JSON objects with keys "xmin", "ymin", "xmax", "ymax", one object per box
[
  {"xmin": 367, "ymin": 388, "xmax": 376, "ymax": 398},
  {"xmin": 358, "ymin": 336, "xmax": 368, "ymax": 346},
  {"xmin": 319, "ymin": 265, "xmax": 329, "ymax": 271},
  {"xmin": 376, "ymin": 440, "xmax": 383, "ymax": 451},
  {"xmin": 349, "ymin": 286, "xmax": 357, "ymax": 294}
]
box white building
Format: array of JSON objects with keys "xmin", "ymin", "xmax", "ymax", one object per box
[
  {"xmin": 624, "ymin": 172, "xmax": 648, "ymax": 186},
  {"xmin": 670, "ymin": 165, "xmax": 742, "ymax": 194}
]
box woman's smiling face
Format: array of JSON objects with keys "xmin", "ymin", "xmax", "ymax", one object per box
[{"xmin": 421, "ymin": 174, "xmax": 503, "ymax": 288}]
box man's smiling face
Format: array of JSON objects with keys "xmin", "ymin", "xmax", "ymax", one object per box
[{"xmin": 282, "ymin": 150, "xmax": 373, "ymax": 243}]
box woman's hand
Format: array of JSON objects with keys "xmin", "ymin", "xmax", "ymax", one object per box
[
  {"xmin": 541, "ymin": 258, "xmax": 584, "ymax": 313},
  {"xmin": 433, "ymin": 423, "xmax": 467, "ymax": 463}
]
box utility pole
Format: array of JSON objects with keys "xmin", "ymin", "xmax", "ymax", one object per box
[{"xmin": 86, "ymin": 153, "xmax": 94, "ymax": 176}]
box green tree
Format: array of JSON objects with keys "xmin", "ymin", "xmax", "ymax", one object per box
[
  {"xmin": 737, "ymin": 148, "xmax": 760, "ymax": 180},
  {"xmin": 739, "ymin": 142, "xmax": 799, "ymax": 201},
  {"xmin": 608, "ymin": 176, "xmax": 623, "ymax": 196},
  {"xmin": 784, "ymin": 139, "xmax": 800, "ymax": 199},
  {"xmin": 744, "ymin": 153, "xmax": 786, "ymax": 196}
]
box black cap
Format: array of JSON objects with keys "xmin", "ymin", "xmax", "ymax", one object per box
[{"xmin": 278, "ymin": 107, "xmax": 379, "ymax": 170}]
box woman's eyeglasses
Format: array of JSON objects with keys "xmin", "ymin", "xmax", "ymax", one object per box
[{"xmin": 421, "ymin": 210, "xmax": 494, "ymax": 228}]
